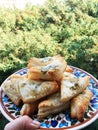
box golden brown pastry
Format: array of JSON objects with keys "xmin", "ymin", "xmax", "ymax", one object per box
[
  {"xmin": 2, "ymin": 75, "xmax": 59, "ymax": 104},
  {"xmin": 65, "ymin": 65, "xmax": 73, "ymax": 73},
  {"xmin": 61, "ymin": 72, "xmax": 90, "ymax": 102},
  {"xmin": 9, "ymin": 74, "xmax": 28, "ymax": 96},
  {"xmin": 38, "ymin": 92, "xmax": 70, "ymax": 119},
  {"xmin": 2, "ymin": 55, "xmax": 93, "ymax": 121},
  {"xmin": 27, "ymin": 55, "xmax": 67, "ymax": 81},
  {"xmin": 71, "ymin": 88, "xmax": 93, "ymax": 121},
  {"xmin": 20, "ymin": 102, "xmax": 39, "ymax": 116},
  {"xmin": 2, "ymin": 80, "xmax": 22, "ymax": 106},
  {"xmin": 16, "ymin": 78, "xmax": 59, "ymax": 103}
]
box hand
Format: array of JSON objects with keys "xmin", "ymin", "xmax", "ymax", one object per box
[{"xmin": 4, "ymin": 115, "xmax": 40, "ymax": 130}]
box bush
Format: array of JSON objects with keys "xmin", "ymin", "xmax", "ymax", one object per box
[{"xmin": 0, "ymin": 0, "xmax": 98, "ymax": 84}]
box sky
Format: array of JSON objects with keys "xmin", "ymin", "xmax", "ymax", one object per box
[
  {"xmin": 0, "ymin": 0, "xmax": 46, "ymax": 9},
  {"xmin": 27, "ymin": 0, "xmax": 46, "ymax": 5}
]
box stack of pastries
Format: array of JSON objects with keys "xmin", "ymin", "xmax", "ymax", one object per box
[{"xmin": 2, "ymin": 55, "xmax": 93, "ymax": 121}]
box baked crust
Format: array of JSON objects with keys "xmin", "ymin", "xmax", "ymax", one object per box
[
  {"xmin": 27, "ymin": 55, "xmax": 67, "ymax": 81},
  {"xmin": 2, "ymin": 80, "xmax": 22, "ymax": 106},
  {"xmin": 1, "ymin": 56, "xmax": 93, "ymax": 121},
  {"xmin": 20, "ymin": 102, "xmax": 39, "ymax": 116},
  {"xmin": 65, "ymin": 65, "xmax": 73, "ymax": 73},
  {"xmin": 38, "ymin": 92, "xmax": 70, "ymax": 119},
  {"xmin": 61, "ymin": 72, "xmax": 90, "ymax": 102},
  {"xmin": 71, "ymin": 89, "xmax": 93, "ymax": 121},
  {"xmin": 17, "ymin": 79, "xmax": 59, "ymax": 103},
  {"xmin": 2, "ymin": 74, "xmax": 59, "ymax": 104}
]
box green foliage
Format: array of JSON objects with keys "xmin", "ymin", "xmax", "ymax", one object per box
[{"xmin": 0, "ymin": 0, "xmax": 98, "ymax": 84}]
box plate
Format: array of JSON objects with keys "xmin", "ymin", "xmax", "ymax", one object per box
[{"xmin": 0, "ymin": 66, "xmax": 98, "ymax": 130}]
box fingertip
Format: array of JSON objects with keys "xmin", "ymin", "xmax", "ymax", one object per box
[
  {"xmin": 32, "ymin": 120, "xmax": 40, "ymax": 126},
  {"xmin": 30, "ymin": 123, "xmax": 40, "ymax": 129}
]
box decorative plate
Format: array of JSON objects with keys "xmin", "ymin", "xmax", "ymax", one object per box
[{"xmin": 0, "ymin": 66, "xmax": 98, "ymax": 130}]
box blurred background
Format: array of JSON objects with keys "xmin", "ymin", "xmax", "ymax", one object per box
[
  {"xmin": 0, "ymin": 0, "xmax": 46, "ymax": 9},
  {"xmin": 0, "ymin": 0, "xmax": 98, "ymax": 85}
]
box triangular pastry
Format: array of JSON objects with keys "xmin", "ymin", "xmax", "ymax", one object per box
[
  {"xmin": 20, "ymin": 102, "xmax": 39, "ymax": 116},
  {"xmin": 38, "ymin": 92, "xmax": 70, "ymax": 119},
  {"xmin": 61, "ymin": 72, "xmax": 90, "ymax": 102},
  {"xmin": 71, "ymin": 88, "xmax": 93, "ymax": 121},
  {"xmin": 27, "ymin": 55, "xmax": 67, "ymax": 81},
  {"xmin": 2, "ymin": 80, "xmax": 22, "ymax": 106},
  {"xmin": 14, "ymin": 78, "xmax": 59, "ymax": 103}
]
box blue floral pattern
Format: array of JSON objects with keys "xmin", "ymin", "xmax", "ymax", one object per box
[{"xmin": 1, "ymin": 67, "xmax": 98, "ymax": 129}]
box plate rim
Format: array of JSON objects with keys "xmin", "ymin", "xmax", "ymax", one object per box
[{"xmin": 0, "ymin": 66, "xmax": 98, "ymax": 130}]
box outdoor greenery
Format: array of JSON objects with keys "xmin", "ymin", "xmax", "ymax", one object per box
[{"xmin": 0, "ymin": 0, "xmax": 98, "ymax": 84}]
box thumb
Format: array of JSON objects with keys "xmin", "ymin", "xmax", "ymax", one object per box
[
  {"xmin": 21, "ymin": 116, "xmax": 40, "ymax": 130},
  {"xmin": 4, "ymin": 116, "xmax": 40, "ymax": 130}
]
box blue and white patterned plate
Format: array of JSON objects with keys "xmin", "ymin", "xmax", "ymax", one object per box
[{"xmin": 0, "ymin": 66, "xmax": 98, "ymax": 130}]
